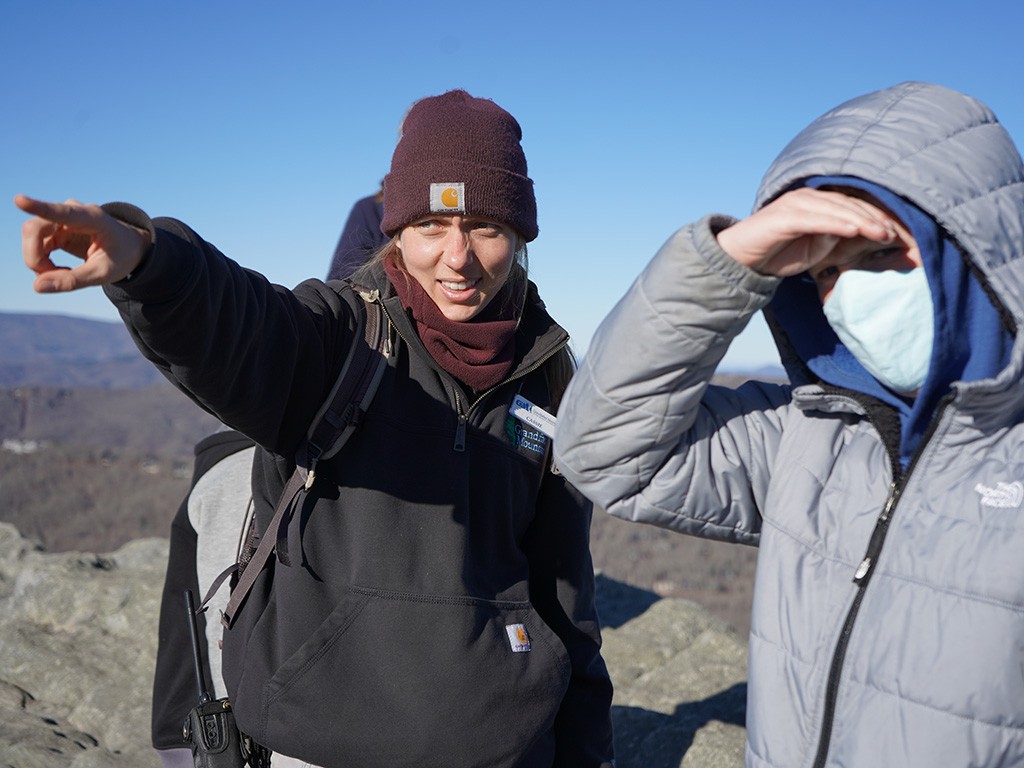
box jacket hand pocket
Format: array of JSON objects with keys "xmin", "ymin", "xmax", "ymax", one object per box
[{"xmin": 256, "ymin": 587, "xmax": 571, "ymax": 768}]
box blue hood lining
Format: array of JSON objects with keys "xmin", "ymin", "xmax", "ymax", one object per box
[{"xmin": 767, "ymin": 176, "xmax": 1014, "ymax": 468}]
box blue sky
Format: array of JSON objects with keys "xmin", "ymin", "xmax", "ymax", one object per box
[{"xmin": 3, "ymin": 0, "xmax": 1023, "ymax": 372}]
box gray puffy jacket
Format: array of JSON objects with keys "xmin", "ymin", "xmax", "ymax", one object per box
[{"xmin": 555, "ymin": 82, "xmax": 1024, "ymax": 767}]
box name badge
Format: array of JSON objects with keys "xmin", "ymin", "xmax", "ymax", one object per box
[{"xmin": 509, "ymin": 395, "xmax": 557, "ymax": 439}]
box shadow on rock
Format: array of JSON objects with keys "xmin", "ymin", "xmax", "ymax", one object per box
[
  {"xmin": 613, "ymin": 683, "xmax": 747, "ymax": 768},
  {"xmin": 595, "ymin": 572, "xmax": 661, "ymax": 628}
]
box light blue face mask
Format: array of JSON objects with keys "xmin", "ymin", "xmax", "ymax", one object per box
[{"xmin": 822, "ymin": 267, "xmax": 934, "ymax": 393}]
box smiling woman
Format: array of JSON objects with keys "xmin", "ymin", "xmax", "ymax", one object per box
[
  {"xmin": 15, "ymin": 89, "xmax": 613, "ymax": 768},
  {"xmin": 394, "ymin": 215, "xmax": 517, "ymax": 322}
]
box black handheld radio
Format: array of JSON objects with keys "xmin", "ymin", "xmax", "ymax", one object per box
[{"xmin": 181, "ymin": 589, "xmax": 268, "ymax": 768}]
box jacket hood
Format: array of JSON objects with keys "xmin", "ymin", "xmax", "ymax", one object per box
[{"xmin": 754, "ymin": 82, "xmax": 1024, "ymax": 464}]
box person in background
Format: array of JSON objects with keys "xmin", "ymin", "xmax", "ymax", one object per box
[
  {"xmin": 326, "ymin": 103, "xmax": 413, "ymax": 282},
  {"xmin": 150, "ymin": 428, "xmax": 254, "ymax": 768},
  {"xmin": 326, "ymin": 185, "xmax": 385, "ymax": 281},
  {"xmin": 554, "ymin": 82, "xmax": 1024, "ymax": 767},
  {"xmin": 19, "ymin": 89, "xmax": 614, "ymax": 768}
]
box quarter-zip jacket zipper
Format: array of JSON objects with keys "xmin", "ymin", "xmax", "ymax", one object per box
[
  {"xmin": 377, "ymin": 298, "xmax": 569, "ymax": 452},
  {"xmin": 453, "ymin": 339, "xmax": 568, "ymax": 451},
  {"xmin": 810, "ymin": 392, "xmax": 954, "ymax": 768}
]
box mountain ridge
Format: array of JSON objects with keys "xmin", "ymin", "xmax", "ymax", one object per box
[
  {"xmin": 0, "ymin": 311, "xmax": 166, "ymax": 389},
  {"xmin": 0, "ymin": 310, "xmax": 787, "ymax": 388}
]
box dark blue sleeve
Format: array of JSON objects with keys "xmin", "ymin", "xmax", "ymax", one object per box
[{"xmin": 327, "ymin": 194, "xmax": 387, "ymax": 281}]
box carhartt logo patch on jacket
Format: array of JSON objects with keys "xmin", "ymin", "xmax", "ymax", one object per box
[{"xmin": 505, "ymin": 623, "xmax": 531, "ymax": 652}]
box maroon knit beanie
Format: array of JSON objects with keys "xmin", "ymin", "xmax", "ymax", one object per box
[{"xmin": 381, "ymin": 90, "xmax": 538, "ymax": 241}]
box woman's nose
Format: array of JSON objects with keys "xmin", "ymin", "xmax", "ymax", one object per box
[{"xmin": 443, "ymin": 229, "xmax": 473, "ymax": 268}]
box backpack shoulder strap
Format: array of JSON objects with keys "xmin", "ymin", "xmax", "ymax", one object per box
[
  {"xmin": 220, "ymin": 289, "xmax": 390, "ymax": 628},
  {"xmin": 300, "ymin": 287, "xmax": 390, "ymax": 487}
]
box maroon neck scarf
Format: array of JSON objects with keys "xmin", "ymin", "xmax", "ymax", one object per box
[{"xmin": 384, "ymin": 260, "xmax": 523, "ymax": 392}]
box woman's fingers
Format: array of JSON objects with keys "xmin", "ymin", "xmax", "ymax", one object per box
[
  {"xmin": 15, "ymin": 195, "xmax": 150, "ymax": 292},
  {"xmin": 15, "ymin": 195, "xmax": 99, "ymax": 227},
  {"xmin": 19, "ymin": 196, "xmax": 102, "ymax": 268},
  {"xmin": 31, "ymin": 258, "xmax": 119, "ymax": 293}
]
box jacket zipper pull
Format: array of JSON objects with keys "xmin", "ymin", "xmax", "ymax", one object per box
[
  {"xmin": 454, "ymin": 412, "xmax": 467, "ymax": 452},
  {"xmin": 853, "ymin": 481, "xmax": 899, "ymax": 586},
  {"xmin": 452, "ymin": 391, "xmax": 468, "ymax": 452},
  {"xmin": 853, "ymin": 557, "xmax": 871, "ymax": 582}
]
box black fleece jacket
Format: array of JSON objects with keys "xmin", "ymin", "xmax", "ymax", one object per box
[{"xmin": 105, "ymin": 206, "xmax": 614, "ymax": 768}]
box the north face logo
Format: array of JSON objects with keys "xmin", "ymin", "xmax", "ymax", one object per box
[{"xmin": 975, "ymin": 480, "xmax": 1024, "ymax": 508}]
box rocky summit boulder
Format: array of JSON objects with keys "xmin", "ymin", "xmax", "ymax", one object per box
[
  {"xmin": 0, "ymin": 523, "xmax": 166, "ymax": 768},
  {"xmin": 0, "ymin": 523, "xmax": 748, "ymax": 767},
  {"xmin": 597, "ymin": 576, "xmax": 748, "ymax": 768}
]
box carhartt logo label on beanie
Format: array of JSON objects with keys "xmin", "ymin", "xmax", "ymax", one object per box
[
  {"xmin": 430, "ymin": 182, "xmax": 465, "ymax": 213},
  {"xmin": 381, "ymin": 89, "xmax": 538, "ymax": 241}
]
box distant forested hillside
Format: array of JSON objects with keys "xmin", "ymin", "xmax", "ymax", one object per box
[{"xmin": 0, "ymin": 311, "xmax": 165, "ymax": 388}]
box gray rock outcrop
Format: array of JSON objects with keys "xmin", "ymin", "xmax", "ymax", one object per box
[
  {"xmin": 0, "ymin": 523, "xmax": 165, "ymax": 767},
  {"xmin": 0, "ymin": 523, "xmax": 748, "ymax": 767}
]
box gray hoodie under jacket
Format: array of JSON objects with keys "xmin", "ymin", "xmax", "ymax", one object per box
[{"xmin": 554, "ymin": 82, "xmax": 1024, "ymax": 767}]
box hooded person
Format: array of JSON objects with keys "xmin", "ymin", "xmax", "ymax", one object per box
[
  {"xmin": 554, "ymin": 81, "xmax": 1024, "ymax": 767},
  {"xmin": 16, "ymin": 89, "xmax": 614, "ymax": 768}
]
